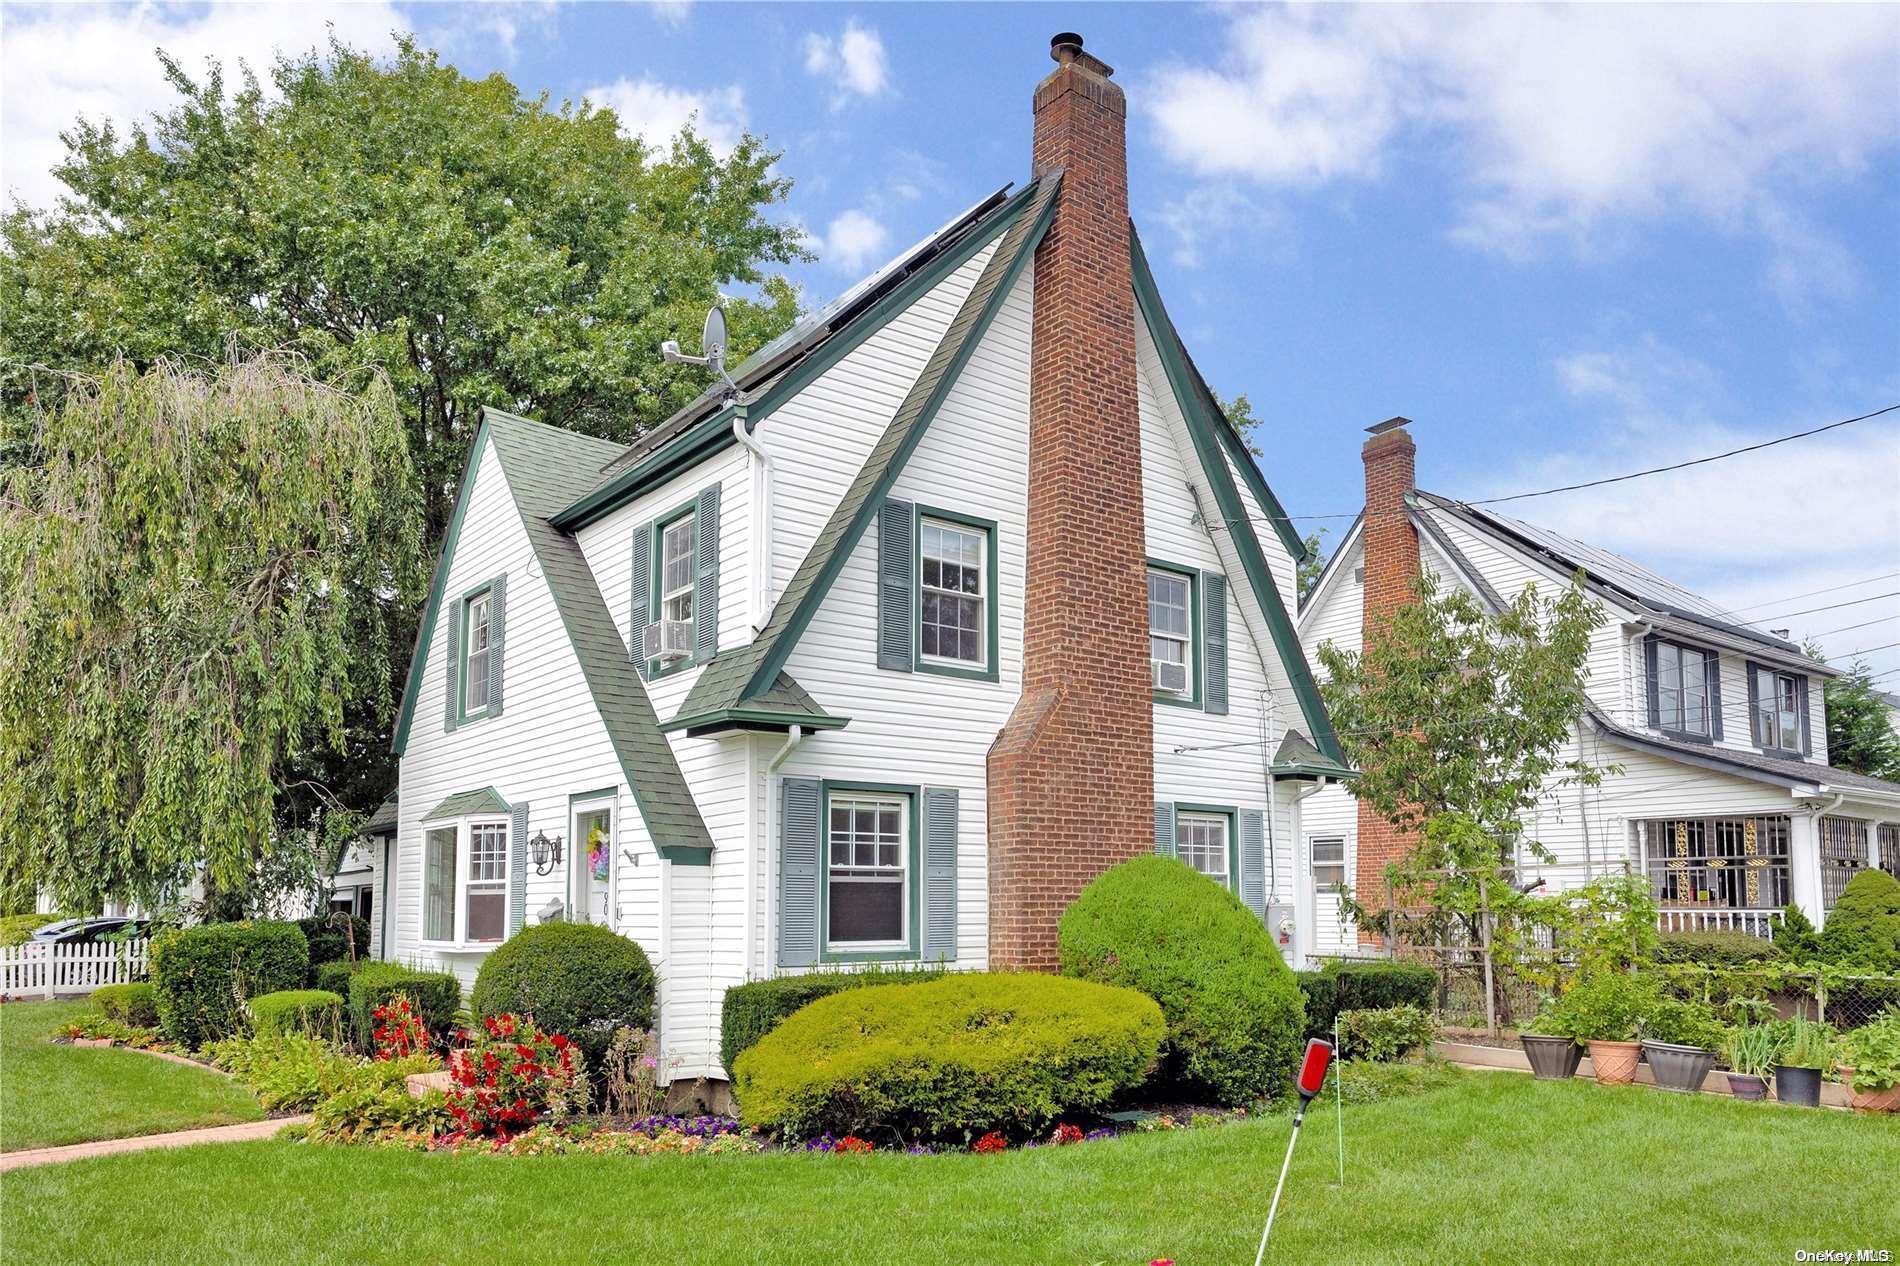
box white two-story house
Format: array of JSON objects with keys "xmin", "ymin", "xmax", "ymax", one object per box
[
  {"xmin": 1297, "ymin": 418, "xmax": 1900, "ymax": 958},
  {"xmin": 370, "ymin": 34, "xmax": 1350, "ymax": 1082}
]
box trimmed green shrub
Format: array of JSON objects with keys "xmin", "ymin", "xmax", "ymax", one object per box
[
  {"xmin": 732, "ymin": 973, "xmax": 1164, "ymax": 1142},
  {"xmin": 1776, "ymin": 903, "xmax": 1824, "ymax": 961},
  {"xmin": 348, "ymin": 962, "xmax": 461, "ymax": 1048},
  {"xmin": 1059, "ymin": 856, "xmax": 1305, "ymax": 1105},
  {"xmin": 313, "ymin": 958, "xmax": 357, "ymax": 999},
  {"xmin": 721, "ymin": 965, "xmax": 949, "ymax": 1070},
  {"xmin": 149, "ymin": 920, "xmax": 309, "ymax": 1049},
  {"xmin": 1653, "ymin": 929, "xmax": 1781, "ymax": 967},
  {"xmin": 251, "ymin": 988, "xmax": 345, "ymax": 1039},
  {"xmin": 1820, "ymin": 868, "xmax": 1900, "ymax": 971},
  {"xmin": 1535, "ymin": 971, "xmax": 1669, "ymax": 1042},
  {"xmin": 1338, "ymin": 1005, "xmax": 1435, "ymax": 1062},
  {"xmin": 298, "ymin": 914, "xmax": 372, "ymax": 981},
  {"xmin": 0, "ymin": 913, "xmax": 60, "ymax": 946},
  {"xmin": 92, "ymin": 982, "xmax": 159, "ymax": 1028},
  {"xmin": 472, "ymin": 922, "xmax": 656, "ymax": 1060},
  {"xmin": 1295, "ymin": 971, "xmax": 1338, "ymax": 1040},
  {"xmin": 1325, "ymin": 959, "xmax": 1436, "ymax": 1013}
]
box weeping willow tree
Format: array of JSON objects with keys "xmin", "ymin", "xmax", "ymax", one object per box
[{"xmin": 0, "ymin": 353, "xmax": 424, "ymax": 914}]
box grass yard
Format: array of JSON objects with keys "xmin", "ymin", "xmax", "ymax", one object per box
[
  {"xmin": 3, "ymin": 1070, "xmax": 1895, "ymax": 1264},
  {"xmin": 0, "ymin": 1000, "xmax": 264, "ymax": 1152}
]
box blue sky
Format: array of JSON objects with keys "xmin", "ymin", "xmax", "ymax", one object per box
[{"xmin": 5, "ymin": 2, "xmax": 1898, "ymax": 683}]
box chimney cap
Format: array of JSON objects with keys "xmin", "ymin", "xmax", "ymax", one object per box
[
  {"xmin": 1366, "ymin": 416, "xmax": 1413, "ymax": 436},
  {"xmin": 1770, "ymin": 628, "xmax": 1791, "ymax": 640},
  {"xmin": 1050, "ymin": 32, "xmax": 1084, "ymax": 61}
]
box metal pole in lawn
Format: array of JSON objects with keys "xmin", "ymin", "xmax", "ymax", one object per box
[
  {"xmin": 1333, "ymin": 1016, "xmax": 1344, "ymax": 1185},
  {"xmin": 1254, "ymin": 1038, "xmax": 1334, "ymax": 1266}
]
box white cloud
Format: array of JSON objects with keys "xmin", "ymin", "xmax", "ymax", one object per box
[
  {"xmin": 1154, "ymin": 184, "xmax": 1288, "ymax": 269},
  {"xmin": 822, "ymin": 208, "xmax": 890, "ymax": 272},
  {"xmin": 1462, "ymin": 338, "xmax": 1900, "ymax": 676},
  {"xmin": 2, "ymin": 1, "xmax": 407, "ymax": 209},
  {"xmin": 585, "ymin": 77, "xmax": 747, "ymax": 156},
  {"xmin": 802, "ymin": 20, "xmax": 889, "ymax": 104},
  {"xmin": 648, "ymin": 0, "xmax": 693, "ymax": 29},
  {"xmin": 1147, "ymin": 5, "xmax": 1899, "ymax": 293}
]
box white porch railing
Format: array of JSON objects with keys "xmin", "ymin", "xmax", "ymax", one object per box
[
  {"xmin": 1656, "ymin": 908, "xmax": 1782, "ymax": 939},
  {"xmin": 0, "ymin": 938, "xmax": 150, "ymax": 998}
]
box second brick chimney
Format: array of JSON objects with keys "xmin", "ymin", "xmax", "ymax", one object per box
[
  {"xmin": 1356, "ymin": 417, "xmax": 1420, "ymax": 931},
  {"xmin": 987, "ymin": 33, "xmax": 1153, "ymax": 970}
]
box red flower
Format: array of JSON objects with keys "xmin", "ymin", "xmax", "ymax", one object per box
[
  {"xmin": 1052, "ymin": 1123, "xmax": 1084, "ymax": 1146},
  {"xmin": 973, "ymin": 1132, "xmax": 1007, "ymax": 1154},
  {"xmin": 834, "ymin": 1135, "xmax": 874, "ymax": 1154}
]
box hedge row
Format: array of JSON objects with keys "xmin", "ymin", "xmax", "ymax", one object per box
[
  {"xmin": 720, "ymin": 965, "xmax": 949, "ymax": 1071},
  {"xmin": 251, "ymin": 989, "xmax": 346, "ymax": 1039},
  {"xmin": 93, "ymin": 982, "xmax": 159, "ymax": 1028},
  {"xmin": 150, "ymin": 921, "xmax": 308, "ymax": 1049},
  {"xmin": 1297, "ymin": 960, "xmax": 1435, "ymax": 1040},
  {"xmin": 298, "ymin": 914, "xmax": 371, "ymax": 983},
  {"xmin": 347, "ymin": 962, "xmax": 461, "ymax": 1047}
]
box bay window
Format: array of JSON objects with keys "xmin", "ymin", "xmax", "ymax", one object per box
[{"xmin": 422, "ymin": 817, "xmax": 512, "ymax": 947}]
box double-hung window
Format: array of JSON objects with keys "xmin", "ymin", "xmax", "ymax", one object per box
[
  {"xmin": 1149, "ymin": 567, "xmax": 1194, "ymax": 699},
  {"xmin": 1175, "ymin": 812, "xmax": 1231, "ymax": 889},
  {"xmin": 422, "ymin": 817, "xmax": 510, "ymax": 947},
  {"xmin": 919, "ymin": 519, "xmax": 986, "ymax": 668},
  {"xmin": 1654, "ymin": 640, "xmax": 1711, "ymax": 738},
  {"xmin": 1311, "ymin": 837, "xmax": 1346, "ymax": 890},
  {"xmin": 463, "ymin": 590, "xmax": 492, "ymax": 716},
  {"xmin": 660, "ymin": 511, "xmax": 696, "ymax": 629},
  {"xmin": 1750, "ymin": 665, "xmax": 1804, "ymax": 754},
  {"xmin": 827, "ymin": 792, "xmax": 908, "ymax": 948}
]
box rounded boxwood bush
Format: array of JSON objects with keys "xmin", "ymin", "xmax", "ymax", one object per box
[
  {"xmin": 1059, "ymin": 856, "xmax": 1305, "ymax": 1105},
  {"xmin": 1820, "ymin": 868, "xmax": 1900, "ymax": 971},
  {"xmin": 250, "ymin": 989, "xmax": 345, "ymax": 1039},
  {"xmin": 732, "ymin": 972, "xmax": 1163, "ymax": 1142},
  {"xmin": 150, "ymin": 920, "xmax": 309, "ymax": 1049},
  {"xmin": 93, "ymin": 982, "xmax": 159, "ymax": 1028},
  {"xmin": 471, "ymin": 922, "xmax": 655, "ymax": 1059}
]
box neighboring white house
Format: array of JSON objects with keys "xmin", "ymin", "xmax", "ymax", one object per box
[
  {"xmin": 378, "ymin": 35, "xmax": 1350, "ymax": 1083},
  {"xmin": 1297, "ymin": 419, "xmax": 1900, "ymax": 959}
]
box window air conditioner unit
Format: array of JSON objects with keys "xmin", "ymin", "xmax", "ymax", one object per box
[{"xmin": 642, "ymin": 619, "xmax": 693, "ymax": 663}]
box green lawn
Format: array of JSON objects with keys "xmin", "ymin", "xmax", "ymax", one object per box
[
  {"xmin": 0, "ymin": 1000, "xmax": 264, "ymax": 1152},
  {"xmin": 3, "ymin": 1071, "xmax": 1895, "ymax": 1263}
]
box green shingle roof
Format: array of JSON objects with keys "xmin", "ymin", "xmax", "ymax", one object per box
[
  {"xmin": 423, "ymin": 786, "xmax": 510, "ymax": 821},
  {"xmin": 673, "ymin": 174, "xmax": 1061, "ymax": 726},
  {"xmin": 483, "ymin": 408, "xmax": 716, "ymax": 862}
]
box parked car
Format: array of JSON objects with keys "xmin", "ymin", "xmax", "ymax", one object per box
[{"xmin": 26, "ymin": 917, "xmax": 153, "ymax": 945}]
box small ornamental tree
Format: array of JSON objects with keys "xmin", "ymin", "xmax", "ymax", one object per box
[
  {"xmin": 0, "ymin": 355, "xmax": 422, "ymax": 914},
  {"xmin": 1820, "ymin": 868, "xmax": 1900, "ymax": 972}
]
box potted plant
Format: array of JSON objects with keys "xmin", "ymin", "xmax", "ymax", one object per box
[
  {"xmin": 1723, "ymin": 1024, "xmax": 1779, "ymax": 1102},
  {"xmin": 1560, "ymin": 971, "xmax": 1658, "ymax": 1086},
  {"xmin": 1639, "ymin": 997, "xmax": 1728, "ymax": 1094},
  {"xmin": 1520, "ymin": 997, "xmax": 1584, "ymax": 1081},
  {"xmin": 1836, "ymin": 1009, "xmax": 1900, "ymax": 1114},
  {"xmin": 1772, "ymin": 1015, "xmax": 1833, "ymax": 1107}
]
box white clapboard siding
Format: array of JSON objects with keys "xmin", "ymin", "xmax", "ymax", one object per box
[{"xmin": 0, "ymin": 939, "xmax": 149, "ymax": 998}]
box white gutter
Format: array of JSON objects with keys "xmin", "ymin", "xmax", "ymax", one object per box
[{"xmin": 732, "ymin": 413, "xmax": 775, "ymax": 634}]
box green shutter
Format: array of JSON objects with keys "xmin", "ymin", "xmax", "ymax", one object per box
[
  {"xmin": 1154, "ymin": 801, "xmax": 1176, "ymax": 857},
  {"xmin": 877, "ymin": 499, "xmax": 914, "ymax": 672},
  {"xmin": 443, "ymin": 595, "xmax": 462, "ymax": 733},
  {"xmin": 694, "ymin": 484, "xmax": 721, "ymax": 663},
  {"xmin": 487, "ymin": 571, "xmax": 508, "ymax": 718},
  {"xmin": 629, "ymin": 520, "xmax": 652, "ymax": 678},
  {"xmin": 779, "ymin": 777, "xmax": 822, "ymax": 967},
  {"xmin": 1240, "ymin": 809, "xmax": 1266, "ymax": 920},
  {"xmin": 1204, "ymin": 572, "xmax": 1229, "ymax": 716},
  {"xmin": 922, "ymin": 786, "xmax": 958, "ymax": 962},
  {"xmin": 509, "ymin": 800, "xmax": 528, "ymax": 936}
]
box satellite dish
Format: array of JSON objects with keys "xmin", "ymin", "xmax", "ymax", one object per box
[{"xmin": 701, "ymin": 305, "xmax": 728, "ymax": 364}]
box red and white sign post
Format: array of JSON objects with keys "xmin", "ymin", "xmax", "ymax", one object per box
[{"xmin": 1252, "ymin": 1038, "xmax": 1334, "ymax": 1265}]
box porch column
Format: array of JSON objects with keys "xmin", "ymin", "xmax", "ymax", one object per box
[{"xmin": 1789, "ymin": 809, "xmax": 1824, "ymax": 927}]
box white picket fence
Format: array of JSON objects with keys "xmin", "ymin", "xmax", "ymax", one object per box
[{"xmin": 0, "ymin": 939, "xmax": 150, "ymax": 998}]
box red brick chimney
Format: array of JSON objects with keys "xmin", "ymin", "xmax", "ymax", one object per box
[
  {"xmin": 1356, "ymin": 417, "xmax": 1420, "ymax": 934},
  {"xmin": 988, "ymin": 33, "xmax": 1153, "ymax": 970}
]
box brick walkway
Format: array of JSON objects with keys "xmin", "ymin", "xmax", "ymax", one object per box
[{"xmin": 0, "ymin": 1115, "xmax": 309, "ymax": 1172}]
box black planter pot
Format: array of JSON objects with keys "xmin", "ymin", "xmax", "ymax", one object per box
[
  {"xmin": 1726, "ymin": 1073, "xmax": 1768, "ymax": 1102},
  {"xmin": 1520, "ymin": 1034, "xmax": 1583, "ymax": 1081},
  {"xmin": 1774, "ymin": 1064, "xmax": 1823, "ymax": 1107},
  {"xmin": 1642, "ymin": 1040, "xmax": 1717, "ymax": 1093}
]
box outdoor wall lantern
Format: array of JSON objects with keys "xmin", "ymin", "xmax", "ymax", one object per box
[{"xmin": 528, "ymin": 830, "xmax": 564, "ymax": 876}]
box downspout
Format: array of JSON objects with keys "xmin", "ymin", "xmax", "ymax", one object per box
[
  {"xmin": 732, "ymin": 413, "xmax": 774, "ymax": 634},
  {"xmin": 756, "ymin": 726, "xmax": 804, "ymax": 982}
]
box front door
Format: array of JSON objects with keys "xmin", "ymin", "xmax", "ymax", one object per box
[{"xmin": 570, "ymin": 799, "xmax": 614, "ymax": 925}]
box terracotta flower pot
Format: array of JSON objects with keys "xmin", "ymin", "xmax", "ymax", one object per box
[
  {"xmin": 1838, "ymin": 1066, "xmax": 1900, "ymax": 1114},
  {"xmin": 1587, "ymin": 1039, "xmax": 1641, "ymax": 1086},
  {"xmin": 1725, "ymin": 1072, "xmax": 1768, "ymax": 1102},
  {"xmin": 1520, "ymin": 1034, "xmax": 1583, "ymax": 1080}
]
